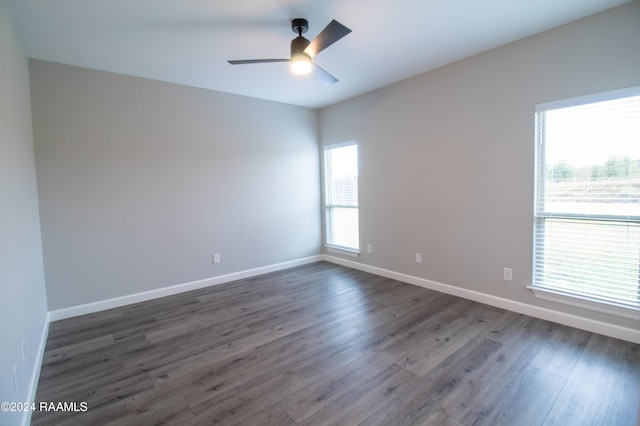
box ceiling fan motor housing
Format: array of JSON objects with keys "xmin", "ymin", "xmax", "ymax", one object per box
[{"xmin": 291, "ymin": 36, "xmax": 310, "ymax": 56}]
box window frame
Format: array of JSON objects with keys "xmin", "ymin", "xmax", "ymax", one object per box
[
  {"xmin": 322, "ymin": 141, "xmax": 360, "ymax": 255},
  {"xmin": 530, "ymin": 86, "xmax": 640, "ymax": 320}
]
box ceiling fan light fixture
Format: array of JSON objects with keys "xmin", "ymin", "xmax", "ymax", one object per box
[{"xmin": 290, "ymin": 52, "xmax": 312, "ymax": 75}]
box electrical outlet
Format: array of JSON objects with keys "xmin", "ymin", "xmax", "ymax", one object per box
[
  {"xmin": 503, "ymin": 268, "xmax": 513, "ymax": 281},
  {"xmin": 367, "ymin": 244, "xmax": 372, "ymax": 253},
  {"xmin": 213, "ymin": 253, "xmax": 221, "ymax": 264},
  {"xmin": 415, "ymin": 253, "xmax": 422, "ymax": 264},
  {"xmin": 21, "ymin": 342, "xmax": 27, "ymax": 366}
]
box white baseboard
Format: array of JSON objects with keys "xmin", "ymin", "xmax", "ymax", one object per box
[
  {"xmin": 21, "ymin": 312, "xmax": 50, "ymax": 426},
  {"xmin": 45, "ymin": 253, "xmax": 640, "ymax": 344},
  {"xmin": 322, "ymin": 255, "xmax": 640, "ymax": 344},
  {"xmin": 48, "ymin": 255, "xmax": 322, "ymax": 321}
]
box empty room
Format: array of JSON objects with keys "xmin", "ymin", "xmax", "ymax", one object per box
[{"xmin": 2, "ymin": 0, "xmax": 640, "ymax": 425}]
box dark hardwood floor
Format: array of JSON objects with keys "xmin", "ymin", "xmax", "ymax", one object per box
[{"xmin": 32, "ymin": 262, "xmax": 640, "ymax": 425}]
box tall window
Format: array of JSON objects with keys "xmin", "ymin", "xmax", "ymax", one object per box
[
  {"xmin": 324, "ymin": 142, "xmax": 359, "ymax": 252},
  {"xmin": 532, "ymin": 86, "xmax": 640, "ymax": 318}
]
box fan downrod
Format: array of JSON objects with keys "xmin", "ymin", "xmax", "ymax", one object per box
[{"xmin": 291, "ymin": 18, "xmax": 308, "ymax": 35}]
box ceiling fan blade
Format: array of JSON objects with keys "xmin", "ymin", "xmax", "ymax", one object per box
[
  {"xmin": 304, "ymin": 19, "xmax": 352, "ymax": 57},
  {"xmin": 228, "ymin": 59, "xmax": 289, "ymax": 65},
  {"xmin": 312, "ymin": 63, "xmax": 338, "ymax": 87}
]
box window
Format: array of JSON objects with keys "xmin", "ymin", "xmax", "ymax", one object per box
[
  {"xmin": 532, "ymin": 86, "xmax": 640, "ymax": 319},
  {"xmin": 324, "ymin": 142, "xmax": 359, "ymax": 253}
]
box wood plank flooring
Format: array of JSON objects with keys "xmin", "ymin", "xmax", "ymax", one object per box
[{"xmin": 32, "ymin": 262, "xmax": 640, "ymax": 425}]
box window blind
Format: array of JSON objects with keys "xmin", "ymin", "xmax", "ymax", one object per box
[
  {"xmin": 324, "ymin": 143, "xmax": 359, "ymax": 251},
  {"xmin": 533, "ymin": 88, "xmax": 640, "ymax": 312}
]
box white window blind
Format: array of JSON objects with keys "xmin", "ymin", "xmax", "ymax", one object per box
[
  {"xmin": 532, "ymin": 87, "xmax": 640, "ymax": 317},
  {"xmin": 324, "ymin": 143, "xmax": 359, "ymax": 251}
]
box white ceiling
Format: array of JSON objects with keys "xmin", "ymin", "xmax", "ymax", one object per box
[{"xmin": 10, "ymin": 0, "xmax": 632, "ymax": 109}]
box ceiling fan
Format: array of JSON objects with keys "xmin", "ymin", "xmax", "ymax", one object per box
[{"xmin": 228, "ymin": 18, "xmax": 352, "ymax": 86}]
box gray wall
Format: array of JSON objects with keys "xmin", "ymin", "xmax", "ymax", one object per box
[
  {"xmin": 319, "ymin": 2, "xmax": 640, "ymax": 330},
  {"xmin": 30, "ymin": 61, "xmax": 321, "ymax": 310},
  {"xmin": 0, "ymin": 0, "xmax": 49, "ymax": 422}
]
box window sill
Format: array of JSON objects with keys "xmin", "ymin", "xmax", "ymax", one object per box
[
  {"xmin": 527, "ymin": 285, "xmax": 640, "ymax": 320},
  {"xmin": 325, "ymin": 245, "xmax": 360, "ymax": 258}
]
